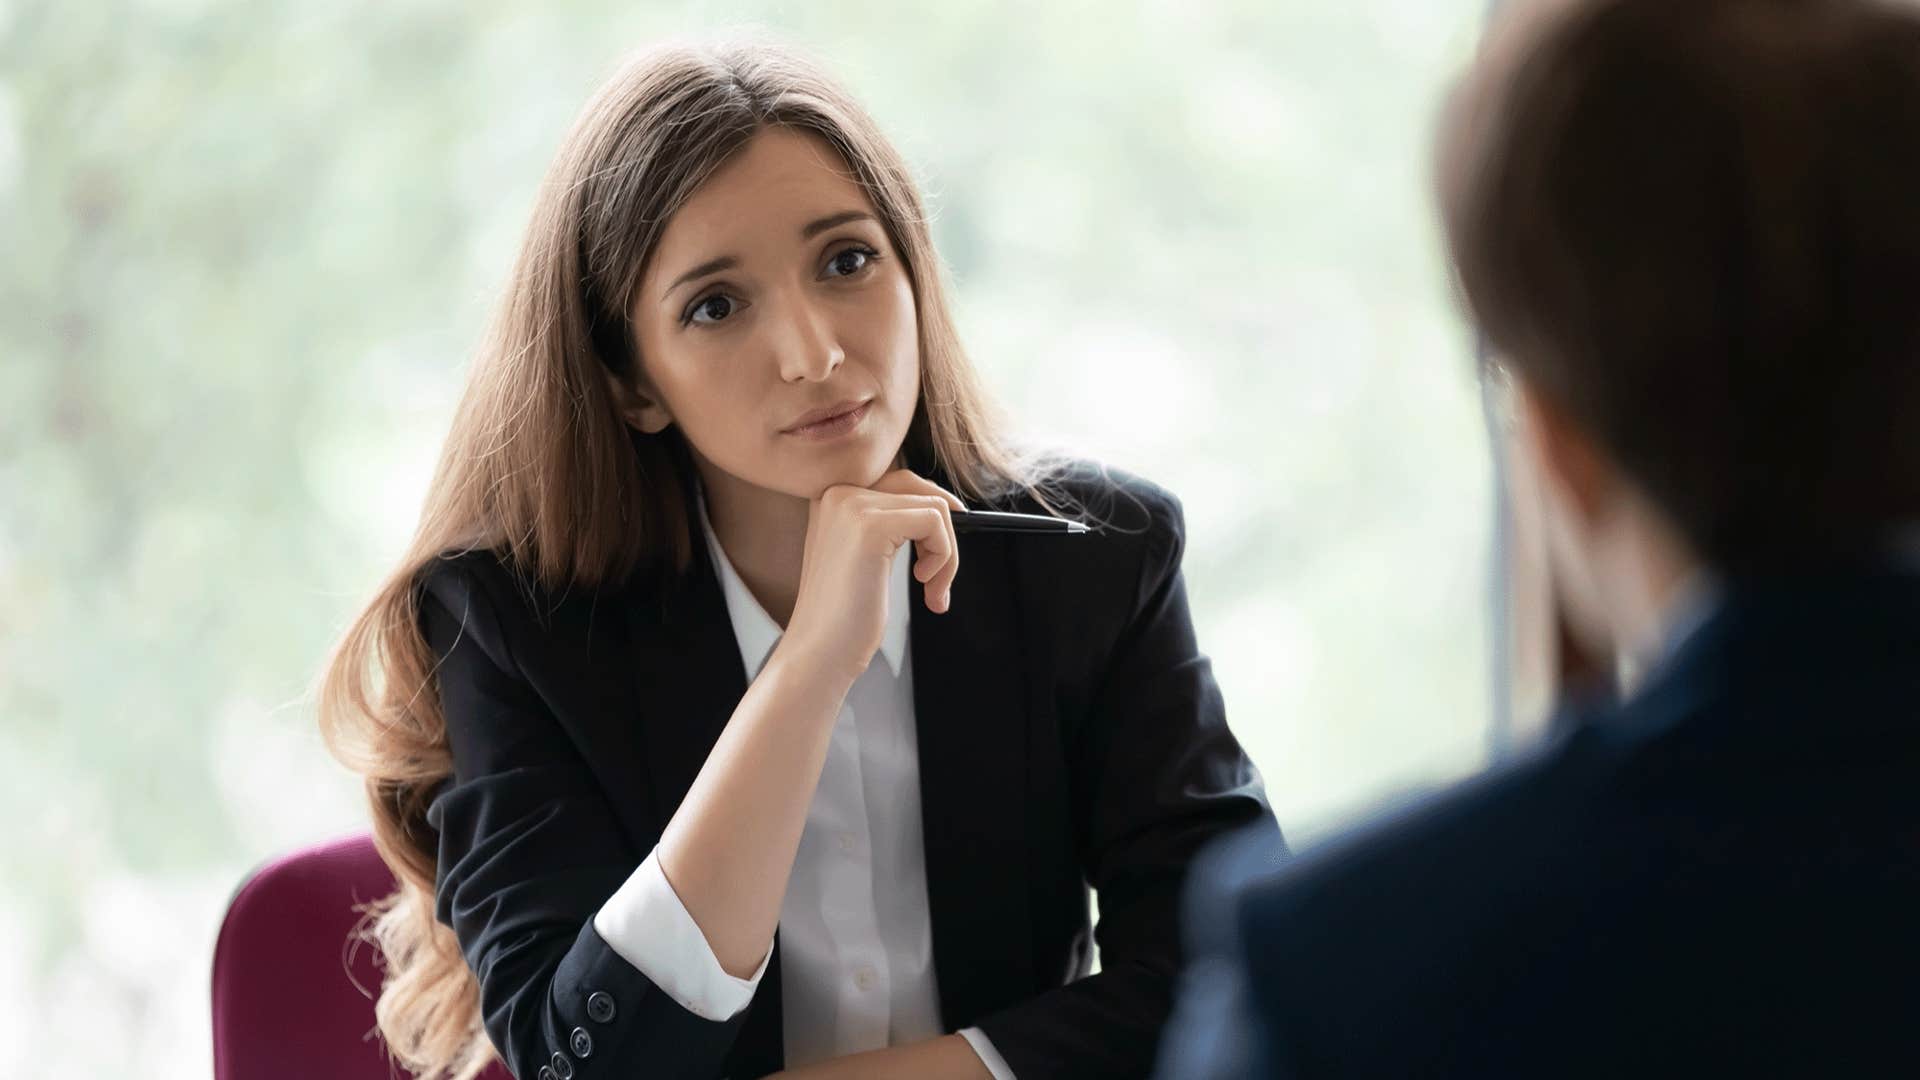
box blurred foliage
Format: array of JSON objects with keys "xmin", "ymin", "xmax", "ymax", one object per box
[{"xmin": 0, "ymin": 0, "xmax": 1484, "ymax": 1073}]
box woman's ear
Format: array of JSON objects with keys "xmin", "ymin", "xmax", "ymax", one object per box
[{"xmin": 604, "ymin": 366, "xmax": 674, "ymax": 434}]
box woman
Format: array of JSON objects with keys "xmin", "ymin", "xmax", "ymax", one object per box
[{"xmin": 320, "ymin": 39, "xmax": 1277, "ymax": 1080}]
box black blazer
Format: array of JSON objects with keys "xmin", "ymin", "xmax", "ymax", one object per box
[
  {"xmin": 1155, "ymin": 566, "xmax": 1920, "ymax": 1079},
  {"xmin": 418, "ymin": 463, "xmax": 1277, "ymax": 1080}
]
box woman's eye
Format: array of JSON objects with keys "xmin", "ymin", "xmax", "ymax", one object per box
[
  {"xmin": 825, "ymin": 247, "xmax": 876, "ymax": 278},
  {"xmin": 687, "ymin": 294, "xmax": 737, "ymax": 325}
]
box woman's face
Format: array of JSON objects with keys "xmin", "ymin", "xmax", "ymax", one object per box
[{"xmin": 625, "ymin": 126, "xmax": 921, "ymax": 504}]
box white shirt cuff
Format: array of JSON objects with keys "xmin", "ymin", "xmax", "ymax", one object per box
[
  {"xmin": 592, "ymin": 847, "xmax": 772, "ymax": 1021},
  {"xmin": 958, "ymin": 1026, "xmax": 1018, "ymax": 1080}
]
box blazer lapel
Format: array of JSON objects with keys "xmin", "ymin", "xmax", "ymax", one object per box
[
  {"xmin": 624, "ymin": 541, "xmax": 748, "ymax": 836},
  {"xmin": 912, "ymin": 532, "xmax": 1038, "ymax": 1028},
  {"xmin": 623, "ymin": 543, "xmax": 787, "ymax": 1076}
]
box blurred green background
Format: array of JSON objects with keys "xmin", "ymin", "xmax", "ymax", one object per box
[{"xmin": 0, "ymin": 0, "xmax": 1487, "ymax": 1072}]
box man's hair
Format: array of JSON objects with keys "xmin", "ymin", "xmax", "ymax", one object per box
[{"xmin": 1439, "ymin": 0, "xmax": 1920, "ymax": 571}]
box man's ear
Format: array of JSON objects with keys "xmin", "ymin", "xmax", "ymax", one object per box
[
  {"xmin": 604, "ymin": 366, "xmax": 674, "ymax": 435},
  {"xmin": 1511, "ymin": 371, "xmax": 1626, "ymax": 683},
  {"xmin": 1512, "ymin": 376, "xmax": 1615, "ymax": 527}
]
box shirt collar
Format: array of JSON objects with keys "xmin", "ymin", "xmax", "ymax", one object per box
[{"xmin": 696, "ymin": 495, "xmax": 911, "ymax": 680}]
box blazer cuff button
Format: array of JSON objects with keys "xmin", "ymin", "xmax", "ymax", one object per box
[
  {"xmin": 570, "ymin": 1026, "xmax": 594, "ymax": 1058},
  {"xmin": 586, "ymin": 990, "xmax": 616, "ymax": 1024}
]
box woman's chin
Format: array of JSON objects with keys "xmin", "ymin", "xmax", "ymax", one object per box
[{"xmin": 786, "ymin": 446, "xmax": 903, "ymax": 499}]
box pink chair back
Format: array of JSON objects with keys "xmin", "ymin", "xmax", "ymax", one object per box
[{"xmin": 212, "ymin": 833, "xmax": 513, "ymax": 1080}]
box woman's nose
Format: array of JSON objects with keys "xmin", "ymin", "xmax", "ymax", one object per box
[{"xmin": 773, "ymin": 296, "xmax": 845, "ymax": 383}]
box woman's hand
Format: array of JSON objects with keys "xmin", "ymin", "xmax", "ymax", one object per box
[{"xmin": 779, "ymin": 469, "xmax": 964, "ymax": 686}]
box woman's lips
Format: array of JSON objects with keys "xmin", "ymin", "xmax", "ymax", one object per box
[{"xmin": 782, "ymin": 400, "xmax": 872, "ymax": 441}]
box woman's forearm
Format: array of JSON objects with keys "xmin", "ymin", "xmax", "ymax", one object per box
[
  {"xmin": 769, "ymin": 1034, "xmax": 995, "ymax": 1080},
  {"xmin": 654, "ymin": 638, "xmax": 853, "ymax": 977}
]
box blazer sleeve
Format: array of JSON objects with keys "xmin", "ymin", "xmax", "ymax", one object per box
[
  {"xmin": 1151, "ymin": 827, "xmax": 1295, "ymax": 1080},
  {"xmin": 973, "ymin": 487, "xmax": 1286, "ymax": 1078},
  {"xmin": 418, "ymin": 558, "xmax": 746, "ymax": 1080}
]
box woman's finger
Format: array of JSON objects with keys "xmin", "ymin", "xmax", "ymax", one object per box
[
  {"xmin": 901, "ymin": 494, "xmax": 959, "ymax": 606},
  {"xmin": 863, "ymin": 505, "xmax": 956, "ymax": 612},
  {"xmin": 873, "ymin": 468, "xmax": 967, "ymax": 513},
  {"xmin": 925, "ymin": 501, "xmax": 959, "ymax": 613},
  {"xmin": 864, "ymin": 474, "xmax": 961, "ymax": 611},
  {"xmin": 865, "ymin": 506, "xmax": 951, "ymax": 566}
]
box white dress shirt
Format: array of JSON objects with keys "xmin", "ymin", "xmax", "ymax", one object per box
[{"xmin": 592, "ymin": 504, "xmax": 1015, "ymax": 1078}]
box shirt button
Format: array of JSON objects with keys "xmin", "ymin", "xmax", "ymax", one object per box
[
  {"xmin": 838, "ymin": 832, "xmax": 857, "ymax": 855},
  {"xmin": 853, "ymin": 964, "xmax": 877, "ymax": 991}
]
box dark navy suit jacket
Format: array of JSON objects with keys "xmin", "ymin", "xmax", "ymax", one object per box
[{"xmin": 1157, "ymin": 566, "xmax": 1920, "ymax": 1078}]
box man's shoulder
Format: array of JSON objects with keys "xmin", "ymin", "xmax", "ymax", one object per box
[{"xmin": 1225, "ymin": 715, "xmax": 1631, "ymax": 990}]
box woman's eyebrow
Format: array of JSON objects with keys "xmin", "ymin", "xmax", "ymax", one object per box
[
  {"xmin": 661, "ymin": 256, "xmax": 737, "ymax": 302},
  {"xmin": 800, "ymin": 210, "xmax": 875, "ymax": 239},
  {"xmin": 659, "ymin": 212, "xmax": 875, "ymax": 302}
]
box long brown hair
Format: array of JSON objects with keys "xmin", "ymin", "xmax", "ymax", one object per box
[{"xmin": 319, "ymin": 39, "xmax": 1042, "ymax": 1078}]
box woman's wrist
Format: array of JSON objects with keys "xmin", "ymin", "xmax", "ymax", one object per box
[{"xmin": 761, "ymin": 634, "xmax": 861, "ymax": 708}]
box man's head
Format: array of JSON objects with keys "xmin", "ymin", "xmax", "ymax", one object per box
[{"xmin": 1439, "ymin": 0, "xmax": 1920, "ymax": 659}]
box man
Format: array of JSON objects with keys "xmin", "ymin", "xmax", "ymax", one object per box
[{"xmin": 1157, "ymin": 0, "xmax": 1920, "ymax": 1075}]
